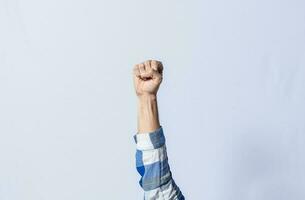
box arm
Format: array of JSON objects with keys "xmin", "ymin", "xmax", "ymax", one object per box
[{"xmin": 133, "ymin": 60, "xmax": 185, "ymax": 200}]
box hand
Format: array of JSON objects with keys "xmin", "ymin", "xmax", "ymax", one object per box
[{"xmin": 133, "ymin": 60, "xmax": 163, "ymax": 98}]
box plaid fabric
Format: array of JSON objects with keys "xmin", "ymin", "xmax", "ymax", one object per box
[{"xmin": 134, "ymin": 126, "xmax": 185, "ymax": 200}]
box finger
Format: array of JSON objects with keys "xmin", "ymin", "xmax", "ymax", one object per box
[
  {"xmin": 157, "ymin": 61, "xmax": 163, "ymax": 74},
  {"xmin": 151, "ymin": 60, "xmax": 163, "ymax": 74},
  {"xmin": 133, "ymin": 65, "xmax": 141, "ymax": 86},
  {"xmin": 151, "ymin": 60, "xmax": 158, "ymax": 71},
  {"xmin": 139, "ymin": 63, "xmax": 145, "ymax": 75},
  {"xmin": 133, "ymin": 65, "xmax": 140, "ymax": 77},
  {"xmin": 144, "ymin": 60, "xmax": 152, "ymax": 72}
]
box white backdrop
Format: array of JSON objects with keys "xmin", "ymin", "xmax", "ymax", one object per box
[{"xmin": 1, "ymin": 0, "xmax": 305, "ymax": 199}]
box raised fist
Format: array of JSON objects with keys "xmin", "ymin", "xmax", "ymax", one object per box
[{"xmin": 133, "ymin": 60, "xmax": 163, "ymax": 97}]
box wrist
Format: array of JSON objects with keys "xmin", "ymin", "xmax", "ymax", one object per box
[{"xmin": 137, "ymin": 94, "xmax": 157, "ymax": 102}]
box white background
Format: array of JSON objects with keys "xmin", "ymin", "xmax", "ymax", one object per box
[{"xmin": 0, "ymin": 0, "xmax": 305, "ymax": 199}]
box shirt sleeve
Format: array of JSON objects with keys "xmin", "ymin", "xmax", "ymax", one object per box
[{"xmin": 134, "ymin": 126, "xmax": 185, "ymax": 200}]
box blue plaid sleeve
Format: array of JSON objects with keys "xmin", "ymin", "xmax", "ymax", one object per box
[{"xmin": 134, "ymin": 126, "xmax": 185, "ymax": 200}]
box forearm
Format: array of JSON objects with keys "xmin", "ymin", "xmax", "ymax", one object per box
[
  {"xmin": 137, "ymin": 94, "xmax": 160, "ymax": 134},
  {"xmin": 134, "ymin": 97, "xmax": 185, "ymax": 199}
]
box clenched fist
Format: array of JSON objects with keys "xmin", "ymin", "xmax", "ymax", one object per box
[{"xmin": 133, "ymin": 60, "xmax": 163, "ymax": 97}]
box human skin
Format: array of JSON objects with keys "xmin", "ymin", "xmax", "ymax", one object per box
[{"xmin": 132, "ymin": 60, "xmax": 163, "ymax": 134}]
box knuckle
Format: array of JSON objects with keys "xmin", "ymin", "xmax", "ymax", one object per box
[
  {"xmin": 145, "ymin": 60, "xmax": 150, "ymax": 65},
  {"xmin": 151, "ymin": 60, "xmax": 157, "ymax": 66}
]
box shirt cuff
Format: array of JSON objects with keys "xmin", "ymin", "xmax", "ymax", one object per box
[{"xmin": 133, "ymin": 126, "xmax": 166, "ymax": 151}]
